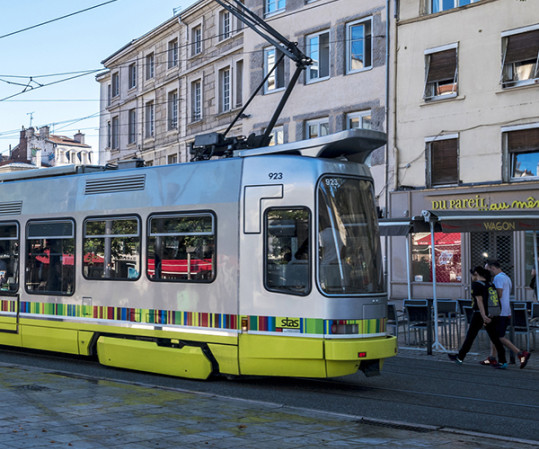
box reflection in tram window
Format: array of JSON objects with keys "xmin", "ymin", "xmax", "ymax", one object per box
[
  {"xmin": 0, "ymin": 222, "xmax": 19, "ymax": 292},
  {"xmin": 83, "ymin": 217, "xmax": 140, "ymax": 280},
  {"xmin": 318, "ymin": 176, "xmax": 383, "ymax": 294},
  {"xmin": 26, "ymin": 220, "xmax": 75, "ymax": 295},
  {"xmin": 265, "ymin": 208, "xmax": 311, "ymax": 295},
  {"xmin": 147, "ymin": 213, "xmax": 215, "ymax": 282}
]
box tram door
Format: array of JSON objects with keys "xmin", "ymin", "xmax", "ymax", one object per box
[
  {"xmin": 0, "ymin": 222, "xmax": 19, "ymax": 333},
  {"xmin": 470, "ymin": 231, "xmax": 514, "ymax": 289}
]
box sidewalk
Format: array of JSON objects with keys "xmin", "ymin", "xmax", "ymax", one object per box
[{"xmin": 0, "ymin": 360, "xmax": 536, "ymax": 449}]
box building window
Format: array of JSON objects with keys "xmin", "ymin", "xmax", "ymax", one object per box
[
  {"xmin": 306, "ymin": 118, "xmax": 329, "ymax": 139},
  {"xmin": 426, "ymin": 136, "xmax": 459, "ymax": 187},
  {"xmin": 346, "ymin": 18, "xmax": 372, "ymax": 73},
  {"xmin": 235, "ymin": 60, "xmax": 243, "ymax": 108},
  {"xmin": 83, "ymin": 217, "xmax": 140, "ymax": 280},
  {"xmin": 306, "ymin": 31, "xmax": 330, "ymax": 83},
  {"xmin": 192, "ymin": 25, "xmax": 202, "ymax": 56},
  {"xmin": 219, "ymin": 68, "xmax": 231, "ymax": 113},
  {"xmin": 346, "ymin": 111, "xmax": 372, "ymax": 130},
  {"xmin": 145, "ymin": 101, "xmax": 154, "ymax": 138},
  {"xmin": 424, "ymin": 45, "xmax": 458, "ymax": 100},
  {"xmin": 147, "ymin": 213, "xmax": 216, "ymax": 282},
  {"xmin": 503, "ymin": 125, "xmax": 539, "ymax": 180},
  {"xmin": 128, "ymin": 63, "xmax": 136, "ymax": 89},
  {"xmin": 106, "ymin": 121, "xmax": 111, "ymax": 148},
  {"xmin": 26, "ymin": 220, "xmax": 75, "ymax": 295},
  {"xmin": 168, "ymin": 38, "xmax": 178, "ymax": 69},
  {"xmin": 0, "ymin": 222, "xmax": 19, "ymax": 293},
  {"xmin": 501, "ymin": 27, "xmax": 539, "ymax": 88},
  {"xmin": 111, "ymin": 116, "xmax": 119, "ymax": 149},
  {"xmin": 191, "ymin": 80, "xmax": 202, "ymax": 122},
  {"xmin": 219, "ymin": 10, "xmax": 230, "ymax": 40},
  {"xmin": 168, "ymin": 154, "xmax": 178, "ymax": 164},
  {"xmin": 430, "ymin": 0, "xmax": 482, "ymax": 14},
  {"xmin": 168, "ymin": 90, "xmax": 178, "ymax": 130},
  {"xmin": 128, "ymin": 109, "xmax": 136, "ymax": 144},
  {"xmin": 107, "ymin": 84, "xmax": 111, "ymax": 106},
  {"xmin": 264, "ymin": 47, "xmax": 285, "ymax": 93},
  {"xmin": 146, "ymin": 53, "xmax": 154, "ymax": 80},
  {"xmin": 268, "ymin": 126, "xmax": 284, "ymax": 146},
  {"xmin": 265, "ymin": 0, "xmax": 285, "ymax": 15},
  {"xmin": 112, "ymin": 72, "xmax": 119, "ymax": 97},
  {"xmin": 412, "ymin": 232, "xmax": 462, "ymax": 283}
]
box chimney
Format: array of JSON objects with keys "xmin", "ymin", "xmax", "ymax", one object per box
[
  {"xmin": 40, "ymin": 125, "xmax": 50, "ymax": 139},
  {"xmin": 25, "ymin": 127, "xmax": 35, "ymax": 139},
  {"xmin": 74, "ymin": 130, "xmax": 85, "ymax": 144}
]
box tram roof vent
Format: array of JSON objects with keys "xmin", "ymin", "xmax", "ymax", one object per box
[
  {"xmin": 0, "ymin": 201, "xmax": 22, "ymax": 215},
  {"xmin": 232, "ymin": 129, "xmax": 387, "ymax": 163},
  {"xmin": 85, "ymin": 174, "xmax": 146, "ymax": 195}
]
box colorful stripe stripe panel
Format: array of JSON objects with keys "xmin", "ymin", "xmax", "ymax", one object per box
[{"xmin": 2, "ymin": 299, "xmax": 385, "ymax": 336}]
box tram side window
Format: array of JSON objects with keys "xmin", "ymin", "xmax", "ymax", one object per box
[
  {"xmin": 83, "ymin": 216, "xmax": 141, "ymax": 280},
  {"xmin": 0, "ymin": 222, "xmax": 19, "ymax": 293},
  {"xmin": 26, "ymin": 220, "xmax": 75, "ymax": 295},
  {"xmin": 265, "ymin": 208, "xmax": 311, "ymax": 295},
  {"xmin": 147, "ymin": 213, "xmax": 215, "ymax": 282}
]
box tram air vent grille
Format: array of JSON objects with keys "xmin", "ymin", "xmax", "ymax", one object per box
[
  {"xmin": 85, "ymin": 174, "xmax": 146, "ymax": 195},
  {"xmin": 0, "ymin": 201, "xmax": 22, "ymax": 215}
]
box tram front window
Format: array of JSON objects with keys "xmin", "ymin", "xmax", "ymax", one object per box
[{"xmin": 318, "ymin": 176, "xmax": 383, "ymax": 294}]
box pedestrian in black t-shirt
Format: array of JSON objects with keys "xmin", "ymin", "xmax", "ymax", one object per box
[{"xmin": 448, "ymin": 266, "xmax": 507, "ymax": 368}]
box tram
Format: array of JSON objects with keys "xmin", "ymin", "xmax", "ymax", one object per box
[{"xmin": 0, "ymin": 129, "xmax": 397, "ymax": 379}]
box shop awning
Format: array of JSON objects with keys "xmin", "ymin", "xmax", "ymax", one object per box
[
  {"xmin": 378, "ymin": 217, "xmax": 430, "ymax": 236},
  {"xmin": 422, "ymin": 210, "xmax": 539, "ymax": 233}
]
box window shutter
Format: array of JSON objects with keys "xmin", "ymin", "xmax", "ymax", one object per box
[
  {"xmin": 431, "ymin": 139, "xmax": 458, "ymax": 185},
  {"xmin": 505, "ymin": 30, "xmax": 539, "ymax": 64},
  {"xmin": 507, "ymin": 128, "xmax": 539, "ymax": 153},
  {"xmin": 427, "ymin": 49, "xmax": 457, "ymax": 82}
]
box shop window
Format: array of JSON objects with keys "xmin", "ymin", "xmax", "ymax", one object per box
[
  {"xmin": 525, "ymin": 231, "xmax": 539, "ymax": 293},
  {"xmin": 426, "ymin": 136, "xmax": 459, "ymax": 187},
  {"xmin": 147, "ymin": 213, "xmax": 215, "ymax": 282},
  {"xmin": 265, "ymin": 208, "xmax": 310, "ymax": 295},
  {"xmin": 501, "ymin": 27, "xmax": 539, "ymax": 88},
  {"xmin": 26, "ymin": 220, "xmax": 75, "ymax": 295},
  {"xmin": 504, "ymin": 125, "xmax": 539, "ymax": 180},
  {"xmin": 424, "ymin": 46, "xmax": 458, "ymax": 100},
  {"xmin": 470, "ymin": 232, "xmax": 513, "ymax": 289},
  {"xmin": 411, "ymin": 232, "xmax": 462, "ymax": 283},
  {"xmin": 83, "ymin": 217, "xmax": 140, "ymax": 280}
]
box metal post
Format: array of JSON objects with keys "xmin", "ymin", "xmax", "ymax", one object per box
[
  {"xmin": 534, "ymin": 231, "xmax": 538, "ymax": 300},
  {"xmin": 406, "ymin": 236, "xmax": 411, "ymax": 300},
  {"xmin": 430, "ymin": 221, "xmax": 446, "ymax": 352}
]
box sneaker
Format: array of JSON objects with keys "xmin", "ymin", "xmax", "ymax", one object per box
[
  {"xmin": 448, "ymin": 354, "xmax": 463, "ymax": 365},
  {"xmin": 495, "ymin": 362, "xmax": 508, "ymax": 370},
  {"xmin": 518, "ymin": 351, "xmax": 531, "ymax": 369},
  {"xmin": 479, "ymin": 356, "xmax": 497, "ymax": 366}
]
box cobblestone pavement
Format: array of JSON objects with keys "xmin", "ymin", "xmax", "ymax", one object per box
[{"xmin": 0, "ymin": 359, "xmax": 537, "ymax": 449}]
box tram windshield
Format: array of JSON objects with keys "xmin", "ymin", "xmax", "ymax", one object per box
[{"xmin": 318, "ymin": 176, "xmax": 383, "ymax": 294}]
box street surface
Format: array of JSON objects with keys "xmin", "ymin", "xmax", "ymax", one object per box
[{"xmin": 0, "ymin": 346, "xmax": 537, "ymax": 444}]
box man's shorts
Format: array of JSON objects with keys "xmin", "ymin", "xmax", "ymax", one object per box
[{"xmin": 492, "ymin": 315, "xmax": 510, "ymax": 338}]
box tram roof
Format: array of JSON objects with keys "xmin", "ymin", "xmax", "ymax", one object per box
[{"xmin": 233, "ymin": 129, "xmax": 387, "ymax": 163}]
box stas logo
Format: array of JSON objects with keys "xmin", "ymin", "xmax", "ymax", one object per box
[{"xmin": 277, "ymin": 317, "xmax": 300, "ymax": 328}]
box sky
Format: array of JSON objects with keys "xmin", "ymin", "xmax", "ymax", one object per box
[{"xmin": 0, "ymin": 0, "xmax": 197, "ymax": 161}]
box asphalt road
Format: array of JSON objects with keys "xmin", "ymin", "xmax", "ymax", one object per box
[{"xmin": 1, "ymin": 347, "xmax": 537, "ymax": 442}]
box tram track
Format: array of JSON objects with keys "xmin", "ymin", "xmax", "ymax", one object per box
[{"xmin": 1, "ymin": 346, "xmax": 538, "ymax": 441}]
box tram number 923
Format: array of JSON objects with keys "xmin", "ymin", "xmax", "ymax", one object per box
[{"xmin": 268, "ymin": 172, "xmax": 283, "ymax": 180}]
